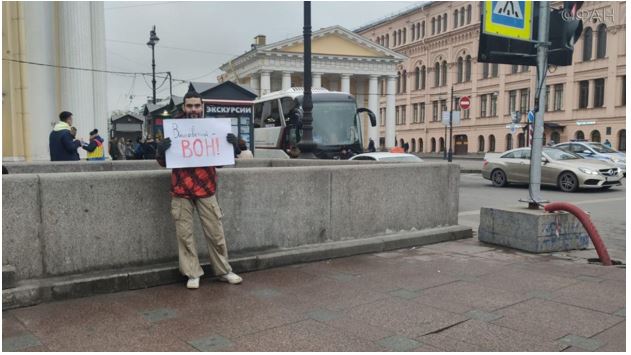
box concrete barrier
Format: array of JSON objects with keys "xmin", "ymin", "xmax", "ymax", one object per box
[
  {"xmin": 2, "ymin": 162, "xmax": 470, "ymax": 308},
  {"xmin": 3, "ymin": 158, "xmax": 373, "ymax": 174}
]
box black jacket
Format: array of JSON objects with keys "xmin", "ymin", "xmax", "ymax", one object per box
[{"xmin": 49, "ymin": 123, "xmax": 81, "ymax": 161}]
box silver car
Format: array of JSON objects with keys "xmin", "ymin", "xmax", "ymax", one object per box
[
  {"xmin": 554, "ymin": 141, "xmax": 626, "ymax": 176},
  {"xmin": 349, "ymin": 152, "xmax": 424, "ymax": 162},
  {"xmin": 482, "ymin": 147, "xmax": 623, "ymax": 192}
]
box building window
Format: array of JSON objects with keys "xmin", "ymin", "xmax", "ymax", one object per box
[
  {"xmin": 594, "ymin": 78, "xmax": 605, "ymax": 107},
  {"xmin": 401, "ymin": 70, "xmax": 407, "ymax": 93},
  {"xmin": 457, "ymin": 57, "xmax": 464, "ymax": 83},
  {"xmin": 420, "ymin": 103, "xmax": 425, "ymax": 123},
  {"xmin": 622, "ymin": 76, "xmax": 626, "ymax": 106},
  {"xmin": 583, "ymin": 27, "xmax": 593, "ymax": 61},
  {"xmin": 431, "ymin": 138, "xmax": 436, "ymax": 152},
  {"xmin": 454, "ymin": 10, "xmax": 459, "ymax": 28},
  {"xmin": 414, "ymin": 67, "xmax": 420, "ymax": 90},
  {"xmin": 596, "ymin": 24, "xmax": 607, "ymax": 59},
  {"xmin": 395, "ymin": 106, "xmax": 400, "ymax": 125},
  {"xmin": 437, "ymin": 16, "xmax": 441, "ymax": 34},
  {"xmin": 466, "ymin": 4, "xmax": 472, "ymax": 24},
  {"xmin": 385, "ymin": 34, "xmax": 389, "ymax": 47},
  {"xmin": 419, "ymin": 138, "xmax": 423, "ymax": 152},
  {"xmin": 402, "ymin": 28, "xmax": 406, "ymax": 44},
  {"xmin": 511, "ymin": 64, "xmax": 518, "ymax": 74},
  {"xmin": 506, "ymin": 134, "xmax": 513, "ymax": 150},
  {"xmin": 521, "ymin": 65, "xmax": 528, "ymax": 72},
  {"xmin": 554, "ymin": 84, "xmax": 563, "ymax": 111},
  {"xmin": 520, "ymin": 89, "xmax": 529, "ymax": 113},
  {"xmin": 416, "ymin": 23, "xmax": 421, "ymax": 39},
  {"xmin": 396, "ymin": 72, "xmax": 401, "ymax": 94},
  {"xmin": 411, "ymin": 24, "xmax": 416, "ymax": 41},
  {"xmin": 489, "ymin": 134, "xmax": 496, "ymax": 152},
  {"xmin": 420, "ymin": 66, "xmax": 426, "ymax": 90},
  {"xmin": 490, "ymin": 94, "xmax": 497, "ymax": 116},
  {"xmin": 545, "ymin": 85, "xmax": 550, "ymax": 111},
  {"xmin": 579, "ymin": 81, "xmax": 589, "ymax": 108},
  {"xmin": 508, "ymin": 90, "xmax": 517, "ymax": 113},
  {"xmin": 443, "ymin": 14, "xmax": 447, "ymax": 32},
  {"xmin": 465, "ymin": 55, "xmax": 472, "ymax": 82},
  {"xmin": 478, "ymin": 135, "xmax": 485, "ymax": 152},
  {"xmin": 591, "ymin": 130, "xmax": 601, "ymax": 142},
  {"xmin": 576, "ymin": 130, "xmax": 585, "ymax": 140},
  {"xmin": 491, "ymin": 63, "xmax": 499, "ymax": 77},
  {"xmin": 401, "ymin": 105, "xmax": 406, "ymax": 124},
  {"xmin": 480, "ymin": 94, "xmax": 487, "ymax": 117},
  {"xmin": 460, "ymin": 6, "xmax": 465, "ymax": 26},
  {"xmin": 441, "ymin": 61, "xmax": 447, "ymax": 86},
  {"xmin": 618, "ymin": 129, "xmax": 626, "ymax": 151},
  {"xmin": 482, "ymin": 62, "xmax": 489, "ymax": 79},
  {"xmin": 434, "ymin": 63, "xmax": 440, "ymax": 87},
  {"xmin": 432, "ymin": 101, "xmax": 438, "ymax": 121},
  {"xmin": 413, "ymin": 104, "xmax": 418, "ymax": 123},
  {"xmin": 421, "ymin": 21, "xmax": 425, "ymax": 38}
]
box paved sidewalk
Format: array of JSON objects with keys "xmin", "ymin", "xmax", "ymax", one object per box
[{"xmin": 3, "ymin": 238, "xmax": 625, "ymax": 352}]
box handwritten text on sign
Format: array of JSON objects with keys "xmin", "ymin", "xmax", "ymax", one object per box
[{"xmin": 163, "ymin": 118, "xmax": 235, "ymax": 168}]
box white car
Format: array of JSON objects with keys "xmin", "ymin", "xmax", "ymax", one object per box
[{"xmin": 349, "ymin": 152, "xmax": 424, "ymax": 162}]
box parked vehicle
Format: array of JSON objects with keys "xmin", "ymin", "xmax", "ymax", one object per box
[
  {"xmin": 482, "ymin": 147, "xmax": 623, "ymax": 192},
  {"xmin": 252, "ymin": 88, "xmax": 376, "ymax": 159},
  {"xmin": 554, "ymin": 141, "xmax": 626, "ymax": 176},
  {"xmin": 349, "ymin": 152, "xmax": 424, "ymax": 163}
]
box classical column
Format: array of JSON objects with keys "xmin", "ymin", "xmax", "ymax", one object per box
[
  {"xmin": 260, "ymin": 70, "xmax": 271, "ymax": 96},
  {"xmin": 59, "ymin": 2, "xmax": 95, "ymax": 157},
  {"xmin": 90, "ymin": 2, "xmax": 108, "ymax": 154},
  {"xmin": 386, "ymin": 75, "xmax": 397, "ymax": 148},
  {"xmin": 312, "ymin": 72, "xmax": 322, "ymax": 88},
  {"xmin": 368, "ymin": 75, "xmax": 380, "ymax": 144},
  {"xmin": 282, "ymin": 71, "xmax": 292, "ymax": 90},
  {"xmin": 341, "ymin": 74, "xmax": 351, "ymax": 93},
  {"xmin": 249, "ymin": 74, "xmax": 260, "ymax": 97}
]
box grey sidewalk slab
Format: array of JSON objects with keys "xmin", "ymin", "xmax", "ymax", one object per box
[{"xmin": 2, "ymin": 239, "xmax": 625, "ymax": 352}]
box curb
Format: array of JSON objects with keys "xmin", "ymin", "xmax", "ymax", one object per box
[{"xmin": 2, "ymin": 225, "xmax": 472, "ymax": 310}]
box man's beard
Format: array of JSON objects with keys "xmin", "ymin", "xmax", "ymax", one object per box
[{"xmin": 184, "ymin": 111, "xmax": 202, "ymax": 118}]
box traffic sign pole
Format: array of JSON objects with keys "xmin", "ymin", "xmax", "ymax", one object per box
[
  {"xmin": 448, "ymin": 86, "xmax": 454, "ymax": 163},
  {"xmin": 526, "ymin": 1, "xmax": 550, "ymax": 209}
]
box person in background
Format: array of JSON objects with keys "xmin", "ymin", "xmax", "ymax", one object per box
[
  {"xmin": 117, "ymin": 137, "xmax": 127, "ymax": 160},
  {"xmin": 82, "ymin": 129, "xmax": 106, "ymax": 161},
  {"xmin": 603, "ymin": 139, "xmax": 612, "ymax": 148},
  {"xmin": 367, "ymin": 138, "xmax": 376, "ymax": 153},
  {"xmin": 49, "ymin": 111, "xmax": 82, "ymax": 161},
  {"xmin": 236, "ymin": 139, "xmax": 253, "ymax": 159}
]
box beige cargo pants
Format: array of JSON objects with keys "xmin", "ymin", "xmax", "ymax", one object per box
[{"xmin": 171, "ymin": 195, "xmax": 232, "ymax": 279}]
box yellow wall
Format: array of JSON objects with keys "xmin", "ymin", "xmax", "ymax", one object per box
[
  {"xmin": 282, "ymin": 34, "xmax": 382, "ymax": 57},
  {"xmin": 2, "ymin": 1, "xmax": 29, "ymax": 160}
]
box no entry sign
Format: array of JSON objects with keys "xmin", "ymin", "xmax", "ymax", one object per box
[{"xmin": 459, "ymin": 96, "xmax": 471, "ymax": 110}]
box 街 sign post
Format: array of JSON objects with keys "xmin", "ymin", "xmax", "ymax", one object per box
[{"xmin": 163, "ymin": 118, "xmax": 235, "ymax": 168}]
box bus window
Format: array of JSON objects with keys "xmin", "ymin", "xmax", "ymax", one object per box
[
  {"xmin": 253, "ymin": 103, "xmax": 264, "ymax": 128},
  {"xmin": 263, "ymin": 99, "xmax": 282, "ymax": 127},
  {"xmin": 280, "ymin": 97, "xmax": 296, "ymax": 118}
]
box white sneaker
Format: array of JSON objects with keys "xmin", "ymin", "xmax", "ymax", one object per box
[
  {"xmin": 219, "ymin": 272, "xmax": 242, "ymax": 285},
  {"xmin": 186, "ymin": 277, "xmax": 200, "ymax": 289}
]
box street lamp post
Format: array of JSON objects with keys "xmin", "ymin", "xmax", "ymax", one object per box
[
  {"xmin": 146, "ymin": 25, "xmax": 160, "ymax": 105},
  {"xmin": 298, "ymin": 1, "xmax": 316, "ymax": 158}
]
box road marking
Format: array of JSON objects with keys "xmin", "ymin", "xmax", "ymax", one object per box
[{"xmin": 458, "ymin": 197, "xmax": 626, "ymax": 216}]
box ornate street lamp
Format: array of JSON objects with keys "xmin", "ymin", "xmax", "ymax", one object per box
[{"xmin": 146, "ymin": 25, "xmax": 160, "ymax": 104}]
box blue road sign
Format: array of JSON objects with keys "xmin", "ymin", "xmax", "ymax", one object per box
[{"xmin": 527, "ymin": 110, "xmax": 535, "ymax": 123}]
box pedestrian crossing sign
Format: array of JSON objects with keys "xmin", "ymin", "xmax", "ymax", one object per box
[{"xmin": 483, "ymin": 1, "xmax": 533, "ymax": 41}]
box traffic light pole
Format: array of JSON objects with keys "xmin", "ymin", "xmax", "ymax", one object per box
[{"xmin": 526, "ymin": 1, "xmax": 550, "ymax": 209}]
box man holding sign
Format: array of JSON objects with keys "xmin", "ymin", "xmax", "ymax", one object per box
[{"xmin": 156, "ymin": 88, "xmax": 243, "ymax": 289}]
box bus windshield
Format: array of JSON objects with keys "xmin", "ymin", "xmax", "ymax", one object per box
[{"xmin": 311, "ymin": 101, "xmax": 359, "ymax": 146}]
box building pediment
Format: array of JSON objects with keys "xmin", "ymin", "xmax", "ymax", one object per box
[{"xmin": 261, "ymin": 26, "xmax": 405, "ymax": 60}]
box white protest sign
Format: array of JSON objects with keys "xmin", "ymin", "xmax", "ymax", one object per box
[{"xmin": 163, "ymin": 118, "xmax": 235, "ymax": 168}]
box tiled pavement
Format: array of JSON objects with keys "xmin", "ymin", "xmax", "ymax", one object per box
[{"xmin": 2, "ymin": 238, "xmax": 625, "ymax": 352}]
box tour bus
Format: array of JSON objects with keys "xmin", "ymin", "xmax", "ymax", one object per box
[{"xmin": 253, "ymin": 88, "xmax": 376, "ymax": 159}]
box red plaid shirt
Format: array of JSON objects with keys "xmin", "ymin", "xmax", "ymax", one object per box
[{"xmin": 157, "ymin": 149, "xmax": 217, "ymax": 199}]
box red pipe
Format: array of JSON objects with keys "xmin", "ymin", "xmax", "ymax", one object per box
[{"xmin": 544, "ymin": 202, "xmax": 612, "ymax": 266}]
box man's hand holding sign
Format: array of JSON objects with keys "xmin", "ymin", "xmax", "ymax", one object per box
[{"xmin": 162, "ymin": 118, "xmax": 235, "ymax": 168}]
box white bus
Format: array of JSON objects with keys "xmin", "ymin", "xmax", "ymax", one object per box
[{"xmin": 252, "ymin": 88, "xmax": 376, "ymax": 159}]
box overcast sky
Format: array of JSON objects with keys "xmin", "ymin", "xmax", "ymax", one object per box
[{"xmin": 104, "ymin": 1, "xmax": 415, "ymax": 114}]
